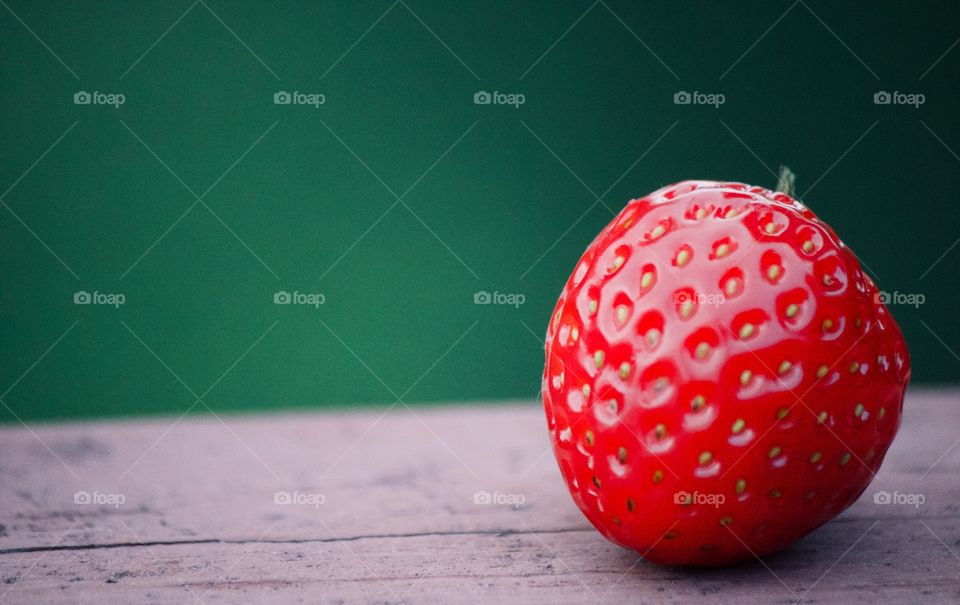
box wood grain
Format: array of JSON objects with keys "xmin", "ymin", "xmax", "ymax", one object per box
[{"xmin": 1, "ymin": 389, "xmax": 959, "ymax": 603}]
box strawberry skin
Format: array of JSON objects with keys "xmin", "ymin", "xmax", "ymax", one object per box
[{"xmin": 542, "ymin": 180, "xmax": 910, "ymax": 566}]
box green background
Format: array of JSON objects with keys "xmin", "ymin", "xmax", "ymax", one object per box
[{"xmin": 2, "ymin": 0, "xmax": 958, "ymax": 422}]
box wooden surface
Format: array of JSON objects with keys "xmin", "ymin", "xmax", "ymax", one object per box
[{"xmin": 1, "ymin": 389, "xmax": 959, "ymax": 604}]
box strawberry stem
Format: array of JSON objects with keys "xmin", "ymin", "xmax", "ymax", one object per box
[{"xmin": 776, "ymin": 166, "xmax": 796, "ymax": 197}]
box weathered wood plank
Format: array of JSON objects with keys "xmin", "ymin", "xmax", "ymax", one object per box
[
  {"xmin": 2, "ymin": 521, "xmax": 960, "ymax": 604},
  {"xmin": 1, "ymin": 389, "xmax": 959, "ymax": 603}
]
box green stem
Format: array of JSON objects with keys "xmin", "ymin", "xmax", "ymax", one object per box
[{"xmin": 776, "ymin": 166, "xmax": 796, "ymax": 197}]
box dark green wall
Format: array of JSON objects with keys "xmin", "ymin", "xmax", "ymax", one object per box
[{"xmin": 2, "ymin": 1, "xmax": 958, "ymax": 421}]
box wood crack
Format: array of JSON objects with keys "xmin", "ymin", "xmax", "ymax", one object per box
[{"xmin": 0, "ymin": 526, "xmax": 591, "ymax": 556}]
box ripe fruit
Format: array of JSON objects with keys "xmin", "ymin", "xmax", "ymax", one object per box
[{"xmin": 541, "ymin": 177, "xmax": 910, "ymax": 566}]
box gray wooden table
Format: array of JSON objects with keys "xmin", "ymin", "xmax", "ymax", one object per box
[{"xmin": 2, "ymin": 388, "xmax": 959, "ymax": 603}]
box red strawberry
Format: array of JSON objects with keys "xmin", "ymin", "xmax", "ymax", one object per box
[{"xmin": 542, "ymin": 177, "xmax": 910, "ymax": 566}]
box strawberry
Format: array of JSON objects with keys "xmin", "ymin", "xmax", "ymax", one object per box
[{"xmin": 542, "ymin": 177, "xmax": 910, "ymax": 566}]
